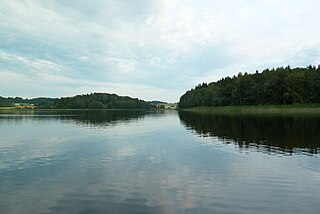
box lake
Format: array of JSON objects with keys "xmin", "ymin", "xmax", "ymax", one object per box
[{"xmin": 0, "ymin": 110, "xmax": 319, "ymax": 214}]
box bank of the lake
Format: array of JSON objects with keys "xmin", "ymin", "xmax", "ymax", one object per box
[
  {"xmin": 0, "ymin": 108, "xmax": 157, "ymax": 111},
  {"xmin": 0, "ymin": 107, "xmax": 15, "ymax": 110},
  {"xmin": 181, "ymin": 105, "xmax": 320, "ymax": 114}
]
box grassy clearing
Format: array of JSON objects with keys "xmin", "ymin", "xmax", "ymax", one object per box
[
  {"xmin": 181, "ymin": 105, "xmax": 320, "ymax": 115},
  {"xmin": 0, "ymin": 107, "xmax": 15, "ymax": 110}
]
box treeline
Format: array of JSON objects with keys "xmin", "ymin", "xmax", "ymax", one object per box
[
  {"xmin": 54, "ymin": 93, "xmax": 151, "ymax": 109},
  {"xmin": 0, "ymin": 93, "xmax": 151, "ymax": 109},
  {"xmin": 0, "ymin": 97, "xmax": 55, "ymax": 107},
  {"xmin": 179, "ymin": 65, "xmax": 320, "ymax": 109}
]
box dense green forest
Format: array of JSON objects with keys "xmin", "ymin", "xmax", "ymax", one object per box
[
  {"xmin": 54, "ymin": 93, "xmax": 151, "ymax": 109},
  {"xmin": 0, "ymin": 93, "xmax": 151, "ymax": 109},
  {"xmin": 179, "ymin": 65, "xmax": 320, "ymax": 109}
]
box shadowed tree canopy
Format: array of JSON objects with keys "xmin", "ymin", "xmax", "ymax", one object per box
[
  {"xmin": 54, "ymin": 93, "xmax": 151, "ymax": 109},
  {"xmin": 179, "ymin": 65, "xmax": 320, "ymax": 109}
]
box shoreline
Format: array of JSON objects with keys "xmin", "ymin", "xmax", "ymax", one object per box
[
  {"xmin": 180, "ymin": 105, "xmax": 320, "ymax": 114},
  {"xmin": 0, "ymin": 108, "xmax": 162, "ymax": 112}
]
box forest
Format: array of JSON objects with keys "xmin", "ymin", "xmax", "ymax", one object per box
[
  {"xmin": 0, "ymin": 93, "xmax": 151, "ymax": 109},
  {"xmin": 54, "ymin": 93, "xmax": 151, "ymax": 109},
  {"xmin": 179, "ymin": 65, "xmax": 320, "ymax": 109}
]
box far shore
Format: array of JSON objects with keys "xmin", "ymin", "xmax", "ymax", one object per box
[
  {"xmin": 0, "ymin": 107, "xmax": 160, "ymax": 111},
  {"xmin": 2, "ymin": 105, "xmax": 320, "ymax": 114}
]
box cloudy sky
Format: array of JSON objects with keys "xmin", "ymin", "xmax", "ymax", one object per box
[{"xmin": 1, "ymin": 0, "xmax": 320, "ymax": 102}]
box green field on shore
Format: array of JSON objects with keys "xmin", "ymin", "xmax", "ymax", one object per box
[{"xmin": 0, "ymin": 107, "xmax": 14, "ymax": 110}]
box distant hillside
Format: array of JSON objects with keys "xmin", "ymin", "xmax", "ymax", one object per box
[
  {"xmin": 0, "ymin": 97, "xmax": 56, "ymax": 107},
  {"xmin": 54, "ymin": 93, "xmax": 151, "ymax": 109},
  {"xmin": 179, "ymin": 65, "xmax": 320, "ymax": 109},
  {"xmin": 149, "ymin": 101, "xmax": 168, "ymax": 105},
  {"xmin": 0, "ymin": 93, "xmax": 151, "ymax": 110}
]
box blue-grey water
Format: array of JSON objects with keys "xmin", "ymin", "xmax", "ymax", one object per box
[{"xmin": 0, "ymin": 110, "xmax": 319, "ymax": 214}]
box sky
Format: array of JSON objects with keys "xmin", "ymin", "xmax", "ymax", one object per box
[{"xmin": 1, "ymin": 0, "xmax": 320, "ymax": 102}]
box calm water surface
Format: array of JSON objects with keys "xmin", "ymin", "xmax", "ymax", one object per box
[{"xmin": 0, "ymin": 110, "xmax": 319, "ymax": 214}]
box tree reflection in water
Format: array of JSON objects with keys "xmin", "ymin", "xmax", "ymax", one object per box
[{"xmin": 179, "ymin": 111, "xmax": 320, "ymax": 155}]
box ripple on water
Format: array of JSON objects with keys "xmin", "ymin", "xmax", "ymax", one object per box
[{"xmin": 1, "ymin": 111, "xmax": 320, "ymax": 214}]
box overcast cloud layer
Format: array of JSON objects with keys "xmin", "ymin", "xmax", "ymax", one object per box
[{"xmin": 1, "ymin": 0, "xmax": 320, "ymax": 102}]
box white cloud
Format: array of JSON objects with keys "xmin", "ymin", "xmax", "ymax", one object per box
[{"xmin": 1, "ymin": 51, "xmax": 63, "ymax": 70}]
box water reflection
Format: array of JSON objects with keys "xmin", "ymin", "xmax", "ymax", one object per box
[
  {"xmin": 61, "ymin": 110, "xmax": 150, "ymax": 127},
  {"xmin": 0, "ymin": 110, "xmax": 153, "ymax": 127},
  {"xmin": 1, "ymin": 111, "xmax": 320, "ymax": 214},
  {"xmin": 179, "ymin": 111, "xmax": 320, "ymax": 155},
  {"xmin": 43, "ymin": 191, "xmax": 167, "ymax": 214}
]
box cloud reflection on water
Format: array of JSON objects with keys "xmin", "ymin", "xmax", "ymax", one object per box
[{"xmin": 0, "ymin": 111, "xmax": 320, "ymax": 213}]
